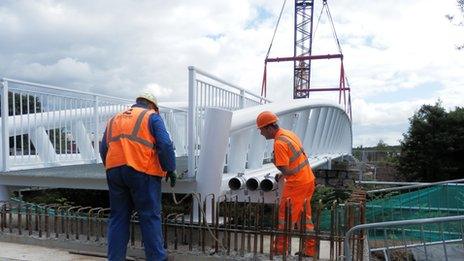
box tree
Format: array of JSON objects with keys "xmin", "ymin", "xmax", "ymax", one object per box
[
  {"xmin": 375, "ymin": 140, "xmax": 388, "ymax": 151},
  {"xmin": 0, "ymin": 92, "xmax": 43, "ymax": 153},
  {"xmin": 397, "ymin": 102, "xmax": 464, "ymax": 181}
]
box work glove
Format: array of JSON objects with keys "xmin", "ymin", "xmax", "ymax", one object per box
[{"xmin": 165, "ymin": 171, "xmax": 177, "ymax": 187}]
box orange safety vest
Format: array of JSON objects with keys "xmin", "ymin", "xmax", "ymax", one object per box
[
  {"xmin": 104, "ymin": 107, "xmax": 166, "ymax": 177},
  {"xmin": 273, "ymin": 129, "xmax": 315, "ymax": 186},
  {"xmin": 273, "ymin": 128, "xmax": 316, "ymax": 256}
]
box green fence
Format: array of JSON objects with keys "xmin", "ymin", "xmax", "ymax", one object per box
[{"xmin": 319, "ymin": 183, "xmax": 464, "ymax": 241}]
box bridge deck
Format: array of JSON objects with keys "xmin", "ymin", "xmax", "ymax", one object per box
[{"xmin": 0, "ymin": 156, "xmax": 194, "ymax": 193}]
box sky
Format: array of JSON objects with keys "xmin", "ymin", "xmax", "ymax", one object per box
[{"xmin": 1, "ymin": 0, "xmax": 463, "ymax": 147}]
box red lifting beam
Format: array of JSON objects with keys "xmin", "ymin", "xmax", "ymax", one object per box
[
  {"xmin": 260, "ymin": 53, "xmax": 352, "ymax": 120},
  {"xmin": 266, "ymin": 54, "xmax": 343, "ymax": 63}
]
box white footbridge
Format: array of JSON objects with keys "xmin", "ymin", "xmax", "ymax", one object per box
[{"xmin": 0, "ymin": 66, "xmax": 352, "ymax": 203}]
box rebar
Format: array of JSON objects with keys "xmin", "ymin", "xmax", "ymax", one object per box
[{"xmin": 0, "ymin": 194, "xmax": 387, "ymax": 260}]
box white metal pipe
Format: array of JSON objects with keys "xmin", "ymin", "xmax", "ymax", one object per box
[
  {"xmin": 1, "ymin": 80, "xmax": 9, "ymax": 171},
  {"xmin": 244, "ymin": 172, "xmax": 274, "ymax": 191},
  {"xmin": 260, "ymin": 176, "xmax": 279, "ymax": 192},
  {"xmin": 228, "ymin": 175, "xmax": 247, "ymax": 190},
  {"xmin": 93, "ymin": 95, "xmax": 100, "ymax": 163},
  {"xmin": 187, "ymin": 66, "xmax": 196, "ymax": 178},
  {"xmin": 227, "ymin": 165, "xmax": 277, "ymax": 190}
]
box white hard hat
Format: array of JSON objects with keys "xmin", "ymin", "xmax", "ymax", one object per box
[{"xmin": 137, "ymin": 92, "xmax": 158, "ymax": 107}]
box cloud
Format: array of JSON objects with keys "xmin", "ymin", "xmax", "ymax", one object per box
[
  {"xmin": 19, "ymin": 58, "xmax": 92, "ymax": 81},
  {"xmin": 0, "ymin": 0, "xmax": 463, "ymax": 147},
  {"xmin": 143, "ymin": 83, "xmax": 173, "ymax": 98}
]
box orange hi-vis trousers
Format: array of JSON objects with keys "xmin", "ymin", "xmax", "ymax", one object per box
[{"xmin": 273, "ymin": 180, "xmax": 316, "ymax": 256}]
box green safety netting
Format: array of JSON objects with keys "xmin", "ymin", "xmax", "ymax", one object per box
[{"xmin": 318, "ymin": 184, "xmax": 464, "ymax": 241}]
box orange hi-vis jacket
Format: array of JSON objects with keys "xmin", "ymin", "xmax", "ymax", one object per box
[
  {"xmin": 104, "ymin": 107, "xmax": 166, "ymax": 177},
  {"xmin": 273, "ymin": 128, "xmax": 316, "ymax": 256},
  {"xmin": 273, "ymin": 128, "xmax": 315, "ymax": 186}
]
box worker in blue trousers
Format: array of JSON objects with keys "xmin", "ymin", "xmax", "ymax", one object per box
[{"xmin": 100, "ymin": 92, "xmax": 177, "ymax": 261}]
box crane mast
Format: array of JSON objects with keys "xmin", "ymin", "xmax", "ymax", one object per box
[{"xmin": 294, "ymin": 0, "xmax": 315, "ymax": 99}]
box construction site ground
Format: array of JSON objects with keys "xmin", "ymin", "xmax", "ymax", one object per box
[{"xmin": 0, "ymin": 238, "xmax": 333, "ymax": 260}]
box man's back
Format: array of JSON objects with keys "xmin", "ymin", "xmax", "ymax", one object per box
[{"xmin": 274, "ymin": 128, "xmax": 315, "ymax": 186}]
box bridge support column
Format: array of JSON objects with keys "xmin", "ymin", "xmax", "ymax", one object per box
[{"xmin": 194, "ymin": 108, "xmax": 232, "ymax": 221}]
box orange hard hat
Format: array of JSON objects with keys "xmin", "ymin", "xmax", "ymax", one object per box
[{"xmin": 256, "ymin": 111, "xmax": 279, "ymax": 128}]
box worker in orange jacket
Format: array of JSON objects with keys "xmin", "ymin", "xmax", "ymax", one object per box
[
  {"xmin": 100, "ymin": 92, "xmax": 176, "ymax": 261},
  {"xmin": 257, "ymin": 111, "xmax": 316, "ymax": 257}
]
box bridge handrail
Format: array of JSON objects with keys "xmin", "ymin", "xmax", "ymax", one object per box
[
  {"xmin": 2, "ymin": 78, "xmax": 131, "ymax": 103},
  {"xmin": 0, "ymin": 78, "xmax": 187, "ymax": 171},
  {"xmin": 187, "ymin": 66, "xmax": 270, "ymax": 178},
  {"xmin": 191, "ymin": 67, "xmax": 272, "ymax": 103}
]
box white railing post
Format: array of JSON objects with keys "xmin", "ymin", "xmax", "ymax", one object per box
[
  {"xmin": 1, "ymin": 79, "xmax": 9, "ymax": 171},
  {"xmin": 94, "ymin": 95, "xmax": 100, "ymax": 163},
  {"xmin": 239, "ymin": 90, "xmax": 245, "ymax": 109},
  {"xmin": 187, "ymin": 66, "xmax": 197, "ymax": 178}
]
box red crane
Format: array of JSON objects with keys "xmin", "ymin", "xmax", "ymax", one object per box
[{"xmin": 261, "ymin": 0, "xmax": 352, "ymax": 119}]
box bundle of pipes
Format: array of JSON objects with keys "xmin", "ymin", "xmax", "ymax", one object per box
[
  {"xmin": 228, "ymin": 155, "xmax": 345, "ymax": 193},
  {"xmin": 228, "ymin": 172, "xmax": 279, "ymax": 192}
]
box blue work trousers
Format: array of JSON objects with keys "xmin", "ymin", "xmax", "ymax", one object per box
[{"xmin": 106, "ymin": 165, "xmax": 166, "ymax": 261}]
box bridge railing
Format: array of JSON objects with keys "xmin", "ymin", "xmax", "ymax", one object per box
[
  {"xmin": 0, "ymin": 78, "xmax": 187, "ymax": 171},
  {"xmin": 0, "ymin": 78, "xmax": 130, "ymax": 171},
  {"xmin": 187, "ymin": 66, "xmax": 271, "ymax": 178}
]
